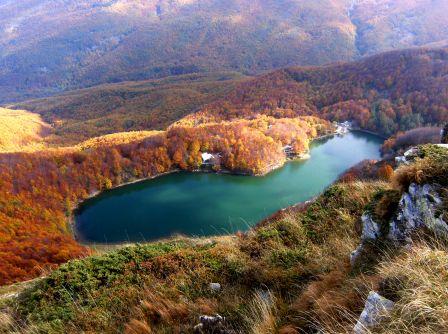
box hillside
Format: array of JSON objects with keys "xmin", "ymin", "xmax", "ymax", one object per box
[
  {"xmin": 350, "ymin": 0, "xmax": 448, "ymax": 55},
  {"xmin": 10, "ymin": 72, "xmax": 247, "ymax": 145},
  {"xmin": 0, "ymin": 107, "xmax": 50, "ymax": 152},
  {"xmin": 1, "ymin": 0, "xmax": 448, "ymax": 103},
  {"xmin": 1, "ymin": 144, "xmax": 446, "ymax": 333},
  {"xmin": 181, "ymin": 47, "xmax": 448, "ymax": 136},
  {"xmin": 9, "ymin": 47, "xmax": 448, "ymax": 148}
]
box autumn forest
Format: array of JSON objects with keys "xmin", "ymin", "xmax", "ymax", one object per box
[{"xmin": 0, "ymin": 47, "xmax": 446, "ymax": 284}]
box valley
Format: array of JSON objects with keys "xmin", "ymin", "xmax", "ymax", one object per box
[
  {"xmin": 0, "ymin": 47, "xmax": 446, "ymax": 286},
  {"xmin": 0, "ymin": 2, "xmax": 447, "ymax": 329},
  {"xmin": 75, "ymin": 132, "xmax": 382, "ymax": 243}
]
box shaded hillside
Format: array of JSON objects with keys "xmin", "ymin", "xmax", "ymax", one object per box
[
  {"xmin": 11, "ymin": 72, "xmax": 247, "ymax": 145},
  {"xmin": 182, "ymin": 47, "xmax": 448, "ymax": 136},
  {"xmin": 1, "ymin": 0, "xmax": 447, "ymax": 102},
  {"xmin": 350, "ymin": 0, "xmax": 448, "ymax": 55}
]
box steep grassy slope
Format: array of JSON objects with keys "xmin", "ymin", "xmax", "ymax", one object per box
[
  {"xmin": 1, "ymin": 0, "xmax": 447, "ymax": 102},
  {"xmin": 10, "ymin": 72, "xmax": 247, "ymax": 145}
]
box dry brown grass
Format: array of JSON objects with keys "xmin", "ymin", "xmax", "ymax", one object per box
[
  {"xmin": 392, "ymin": 145, "xmax": 448, "ymax": 190},
  {"xmin": 0, "ymin": 107, "xmax": 51, "ymax": 153},
  {"xmin": 244, "ymin": 290, "xmax": 278, "ymax": 334},
  {"xmin": 373, "ymin": 242, "xmax": 448, "ymax": 334}
]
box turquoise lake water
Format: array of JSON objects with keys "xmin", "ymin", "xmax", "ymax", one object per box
[{"xmin": 75, "ymin": 131, "xmax": 382, "ymax": 243}]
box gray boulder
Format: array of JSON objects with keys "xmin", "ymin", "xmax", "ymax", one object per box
[
  {"xmin": 194, "ymin": 314, "xmax": 234, "ymax": 334},
  {"xmin": 209, "ymin": 282, "xmax": 221, "ymax": 292},
  {"xmin": 388, "ymin": 183, "xmax": 448, "ymax": 242},
  {"xmin": 354, "ymin": 291, "xmax": 394, "ymax": 334}
]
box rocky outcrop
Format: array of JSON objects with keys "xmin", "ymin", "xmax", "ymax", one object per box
[
  {"xmin": 351, "ymin": 178, "xmax": 447, "ymax": 331},
  {"xmin": 350, "ymin": 213, "xmax": 381, "ymax": 266},
  {"xmin": 354, "ymin": 291, "xmax": 395, "ymax": 334},
  {"xmin": 388, "ymin": 183, "xmax": 448, "ymax": 243},
  {"xmin": 351, "ymin": 182, "xmax": 447, "ymax": 266}
]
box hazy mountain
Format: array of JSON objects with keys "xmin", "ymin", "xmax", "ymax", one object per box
[{"xmin": 0, "ymin": 0, "xmax": 447, "ymax": 103}]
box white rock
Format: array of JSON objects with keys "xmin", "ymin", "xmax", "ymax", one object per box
[
  {"xmin": 388, "ymin": 183, "xmax": 448, "ymax": 242},
  {"xmin": 209, "ymin": 282, "xmax": 221, "ymax": 292},
  {"xmin": 361, "ymin": 213, "xmax": 380, "ymax": 241},
  {"xmin": 354, "ymin": 291, "xmax": 394, "ymax": 334}
]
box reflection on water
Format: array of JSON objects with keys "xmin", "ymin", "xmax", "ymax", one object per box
[{"xmin": 76, "ymin": 132, "xmax": 383, "ymax": 243}]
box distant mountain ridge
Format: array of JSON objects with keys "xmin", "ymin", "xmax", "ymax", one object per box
[
  {"xmin": 0, "ymin": 0, "xmax": 447, "ymax": 103},
  {"xmin": 10, "ymin": 47, "xmax": 448, "ymax": 145}
]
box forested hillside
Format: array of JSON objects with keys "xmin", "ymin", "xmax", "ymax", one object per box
[
  {"xmin": 0, "ymin": 116, "xmax": 330, "ymax": 284},
  {"xmin": 10, "ymin": 47, "xmax": 448, "ymax": 147},
  {"xmin": 184, "ymin": 47, "xmax": 448, "ymax": 136},
  {"xmin": 1, "ymin": 0, "xmax": 447, "ymax": 103},
  {"xmin": 10, "ymin": 72, "xmax": 247, "ymax": 145}
]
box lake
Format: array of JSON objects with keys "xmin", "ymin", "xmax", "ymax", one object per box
[{"xmin": 75, "ymin": 131, "xmax": 383, "ymax": 243}]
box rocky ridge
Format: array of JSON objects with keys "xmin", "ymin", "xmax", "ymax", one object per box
[{"xmin": 351, "ymin": 145, "xmax": 448, "ymax": 333}]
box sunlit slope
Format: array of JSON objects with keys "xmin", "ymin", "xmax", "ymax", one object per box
[
  {"xmin": 351, "ymin": 0, "xmax": 448, "ymax": 55},
  {"xmin": 3, "ymin": 0, "xmax": 448, "ymax": 103},
  {"xmin": 0, "ymin": 107, "xmax": 50, "ymax": 152}
]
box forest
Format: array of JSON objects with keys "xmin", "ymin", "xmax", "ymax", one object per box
[
  {"xmin": 182, "ymin": 48, "xmax": 448, "ymax": 136},
  {"xmin": 0, "ymin": 116, "xmax": 330, "ymax": 284},
  {"xmin": 2, "ymin": 47, "xmax": 448, "ymax": 284},
  {"xmin": 10, "ymin": 72, "xmax": 247, "ymax": 145},
  {"xmin": 8, "ymin": 47, "xmax": 447, "ymax": 151}
]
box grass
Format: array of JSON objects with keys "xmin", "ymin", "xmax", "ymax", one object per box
[
  {"xmin": 1, "ymin": 181, "xmax": 385, "ymax": 333},
  {"xmin": 393, "ymin": 144, "xmax": 448, "ymax": 190},
  {"xmin": 2, "ymin": 145, "xmax": 446, "ymax": 333},
  {"xmin": 393, "ymin": 144, "xmax": 448, "ymax": 222},
  {"xmin": 0, "ymin": 108, "xmax": 51, "ymax": 153},
  {"xmin": 373, "ymin": 241, "xmax": 448, "ymax": 334}
]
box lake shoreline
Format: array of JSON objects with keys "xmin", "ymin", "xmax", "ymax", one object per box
[{"xmin": 73, "ymin": 130, "xmax": 384, "ymax": 245}]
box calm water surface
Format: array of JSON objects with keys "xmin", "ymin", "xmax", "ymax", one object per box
[{"xmin": 75, "ymin": 131, "xmax": 382, "ymax": 243}]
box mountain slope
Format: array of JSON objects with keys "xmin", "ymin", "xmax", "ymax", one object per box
[
  {"xmin": 182, "ymin": 47, "xmax": 448, "ymax": 136},
  {"xmin": 10, "ymin": 72, "xmax": 247, "ymax": 145},
  {"xmin": 350, "ymin": 0, "xmax": 448, "ymax": 55},
  {"xmin": 10, "ymin": 47, "xmax": 448, "ymax": 147},
  {"xmin": 1, "ymin": 0, "xmax": 447, "ymax": 103}
]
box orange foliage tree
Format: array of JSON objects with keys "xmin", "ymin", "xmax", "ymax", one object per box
[{"xmin": 0, "ymin": 116, "xmax": 330, "ymax": 284}]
